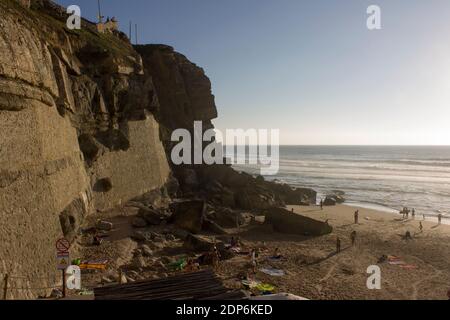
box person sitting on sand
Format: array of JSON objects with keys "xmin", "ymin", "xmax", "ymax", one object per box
[
  {"xmin": 350, "ymin": 231, "xmax": 357, "ymax": 246},
  {"xmin": 230, "ymin": 236, "xmax": 237, "ymax": 248},
  {"xmin": 250, "ymin": 249, "xmax": 258, "ymax": 273},
  {"xmin": 211, "ymin": 245, "xmax": 221, "ymax": 269},
  {"xmin": 93, "ymin": 234, "xmax": 103, "ymax": 246},
  {"xmin": 185, "ymin": 257, "xmax": 200, "ymax": 272},
  {"xmin": 354, "ymin": 210, "xmax": 359, "ymax": 224},
  {"xmin": 272, "ymin": 248, "xmax": 283, "ymax": 259},
  {"xmin": 336, "ymin": 237, "xmax": 341, "ymax": 253},
  {"xmin": 236, "ymin": 236, "xmax": 244, "ymax": 248},
  {"xmin": 405, "ymin": 230, "xmax": 413, "ymax": 241}
]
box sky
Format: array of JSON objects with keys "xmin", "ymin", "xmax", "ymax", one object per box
[{"xmin": 56, "ymin": 0, "xmax": 450, "ymax": 145}]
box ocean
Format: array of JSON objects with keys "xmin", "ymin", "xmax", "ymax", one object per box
[{"xmin": 229, "ymin": 146, "xmax": 450, "ymax": 218}]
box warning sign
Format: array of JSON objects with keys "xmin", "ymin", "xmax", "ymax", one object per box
[
  {"xmin": 57, "ymin": 252, "xmax": 70, "ymax": 270},
  {"xmin": 56, "ymin": 238, "xmax": 70, "ymax": 253}
]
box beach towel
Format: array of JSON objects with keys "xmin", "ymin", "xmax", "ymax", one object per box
[
  {"xmin": 230, "ymin": 247, "xmax": 242, "ymax": 253},
  {"xmin": 388, "ymin": 260, "xmax": 406, "ymax": 265},
  {"xmin": 79, "ymin": 259, "xmax": 108, "ymax": 270},
  {"xmin": 399, "ymin": 264, "xmax": 418, "ymax": 270},
  {"xmin": 260, "ymin": 267, "xmax": 285, "ymax": 277},
  {"xmin": 267, "ymin": 256, "xmax": 285, "ymax": 262},
  {"xmin": 255, "ymin": 283, "xmax": 276, "ymax": 294}
]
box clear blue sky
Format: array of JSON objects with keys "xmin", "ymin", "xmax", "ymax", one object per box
[{"xmin": 56, "ymin": 0, "xmax": 450, "ymax": 145}]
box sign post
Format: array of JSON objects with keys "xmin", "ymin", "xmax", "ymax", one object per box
[{"xmin": 55, "ymin": 238, "xmax": 71, "ymax": 298}]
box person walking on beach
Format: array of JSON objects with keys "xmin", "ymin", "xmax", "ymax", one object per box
[
  {"xmin": 438, "ymin": 214, "xmax": 442, "ymax": 225},
  {"xmin": 250, "ymin": 249, "xmax": 258, "ymax": 273},
  {"xmin": 405, "ymin": 230, "xmax": 412, "ymax": 241},
  {"xmin": 350, "ymin": 231, "xmax": 357, "ymax": 246},
  {"xmin": 320, "ymin": 199, "xmax": 323, "ymax": 210},
  {"xmin": 354, "ymin": 210, "xmax": 359, "ymax": 224},
  {"xmin": 412, "ymin": 208, "xmax": 416, "ymax": 220},
  {"xmin": 419, "ymin": 222, "xmax": 423, "ymax": 233},
  {"xmin": 336, "ymin": 237, "xmax": 341, "ymax": 253}
]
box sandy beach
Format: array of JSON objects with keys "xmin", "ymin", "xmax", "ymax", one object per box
[
  {"xmin": 70, "ymin": 203, "xmax": 450, "ymax": 301},
  {"xmin": 218, "ymin": 204, "xmax": 450, "ymax": 300}
]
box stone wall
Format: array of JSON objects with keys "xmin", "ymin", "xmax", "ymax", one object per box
[{"xmin": 91, "ymin": 115, "xmax": 171, "ymax": 211}]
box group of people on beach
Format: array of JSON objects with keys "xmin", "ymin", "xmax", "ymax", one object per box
[
  {"xmin": 401, "ymin": 207, "xmax": 444, "ymax": 225},
  {"xmin": 400, "ymin": 207, "xmax": 416, "ymax": 220}
]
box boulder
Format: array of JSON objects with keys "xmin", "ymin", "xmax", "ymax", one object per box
[
  {"xmin": 138, "ymin": 207, "xmax": 167, "ymax": 225},
  {"xmin": 183, "ymin": 234, "xmax": 224, "ymax": 252},
  {"xmin": 131, "ymin": 230, "xmax": 148, "ymax": 242},
  {"xmin": 265, "ymin": 207, "xmax": 332, "ymax": 236},
  {"xmin": 324, "ymin": 192, "xmax": 346, "ymax": 205},
  {"xmin": 235, "ymin": 189, "xmax": 276, "ymax": 210},
  {"xmin": 141, "ymin": 244, "xmax": 153, "ymax": 257},
  {"xmin": 132, "ymin": 256, "xmax": 147, "ymax": 268},
  {"xmin": 208, "ymin": 208, "xmax": 239, "ymax": 228},
  {"xmin": 169, "ymin": 200, "xmax": 205, "ymax": 234},
  {"xmin": 96, "ymin": 220, "xmax": 113, "ymax": 231},
  {"xmin": 172, "ymin": 228, "xmax": 189, "ymax": 240},
  {"xmin": 202, "ymin": 218, "xmax": 228, "ymax": 235},
  {"xmin": 132, "ymin": 217, "xmax": 147, "ymax": 228},
  {"xmin": 165, "ymin": 234, "xmax": 176, "ymax": 241},
  {"xmin": 323, "ymin": 196, "xmax": 337, "ymax": 206}
]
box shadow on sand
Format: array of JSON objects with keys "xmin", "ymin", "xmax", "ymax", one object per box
[{"xmin": 305, "ymin": 246, "xmax": 351, "ymax": 266}]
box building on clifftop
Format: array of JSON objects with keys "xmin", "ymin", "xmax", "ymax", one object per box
[
  {"xmin": 15, "ymin": 0, "xmax": 31, "ymax": 8},
  {"xmin": 97, "ymin": 16, "xmax": 119, "ymax": 34}
]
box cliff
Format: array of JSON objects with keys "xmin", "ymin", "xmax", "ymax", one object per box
[
  {"xmin": 0, "ymin": 0, "xmax": 172, "ymax": 298},
  {"xmin": 0, "ymin": 0, "xmax": 316, "ymax": 299}
]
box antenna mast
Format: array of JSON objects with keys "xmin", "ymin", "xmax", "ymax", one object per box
[
  {"xmin": 135, "ymin": 23, "xmax": 138, "ymax": 45},
  {"xmin": 129, "ymin": 21, "xmax": 132, "ymax": 40},
  {"xmin": 97, "ymin": 0, "xmax": 103, "ymax": 23}
]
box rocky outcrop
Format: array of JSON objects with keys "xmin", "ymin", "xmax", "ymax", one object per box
[
  {"xmin": 135, "ymin": 45, "xmax": 317, "ymax": 210},
  {"xmin": 323, "ymin": 193, "xmax": 346, "ymax": 206},
  {"xmin": 265, "ymin": 207, "xmax": 332, "ymax": 236},
  {"xmin": 169, "ymin": 200, "xmax": 206, "ymax": 234}
]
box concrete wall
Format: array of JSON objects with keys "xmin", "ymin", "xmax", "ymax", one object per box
[{"xmin": 91, "ymin": 114, "xmax": 171, "ymax": 211}]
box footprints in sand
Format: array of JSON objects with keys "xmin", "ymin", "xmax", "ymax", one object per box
[{"xmin": 409, "ymin": 256, "xmax": 443, "ymax": 300}]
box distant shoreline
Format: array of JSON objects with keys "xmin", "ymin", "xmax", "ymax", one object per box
[{"xmin": 342, "ymin": 201, "xmax": 450, "ymax": 225}]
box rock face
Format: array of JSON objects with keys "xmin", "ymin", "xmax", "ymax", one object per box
[
  {"xmin": 169, "ymin": 200, "xmax": 206, "ymax": 234},
  {"xmin": 0, "ymin": 0, "xmax": 170, "ymax": 298},
  {"xmin": 136, "ymin": 45, "xmax": 317, "ymax": 209}
]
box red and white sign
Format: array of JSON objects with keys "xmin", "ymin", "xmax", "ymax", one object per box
[{"xmin": 56, "ymin": 238, "xmax": 70, "ymax": 253}]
